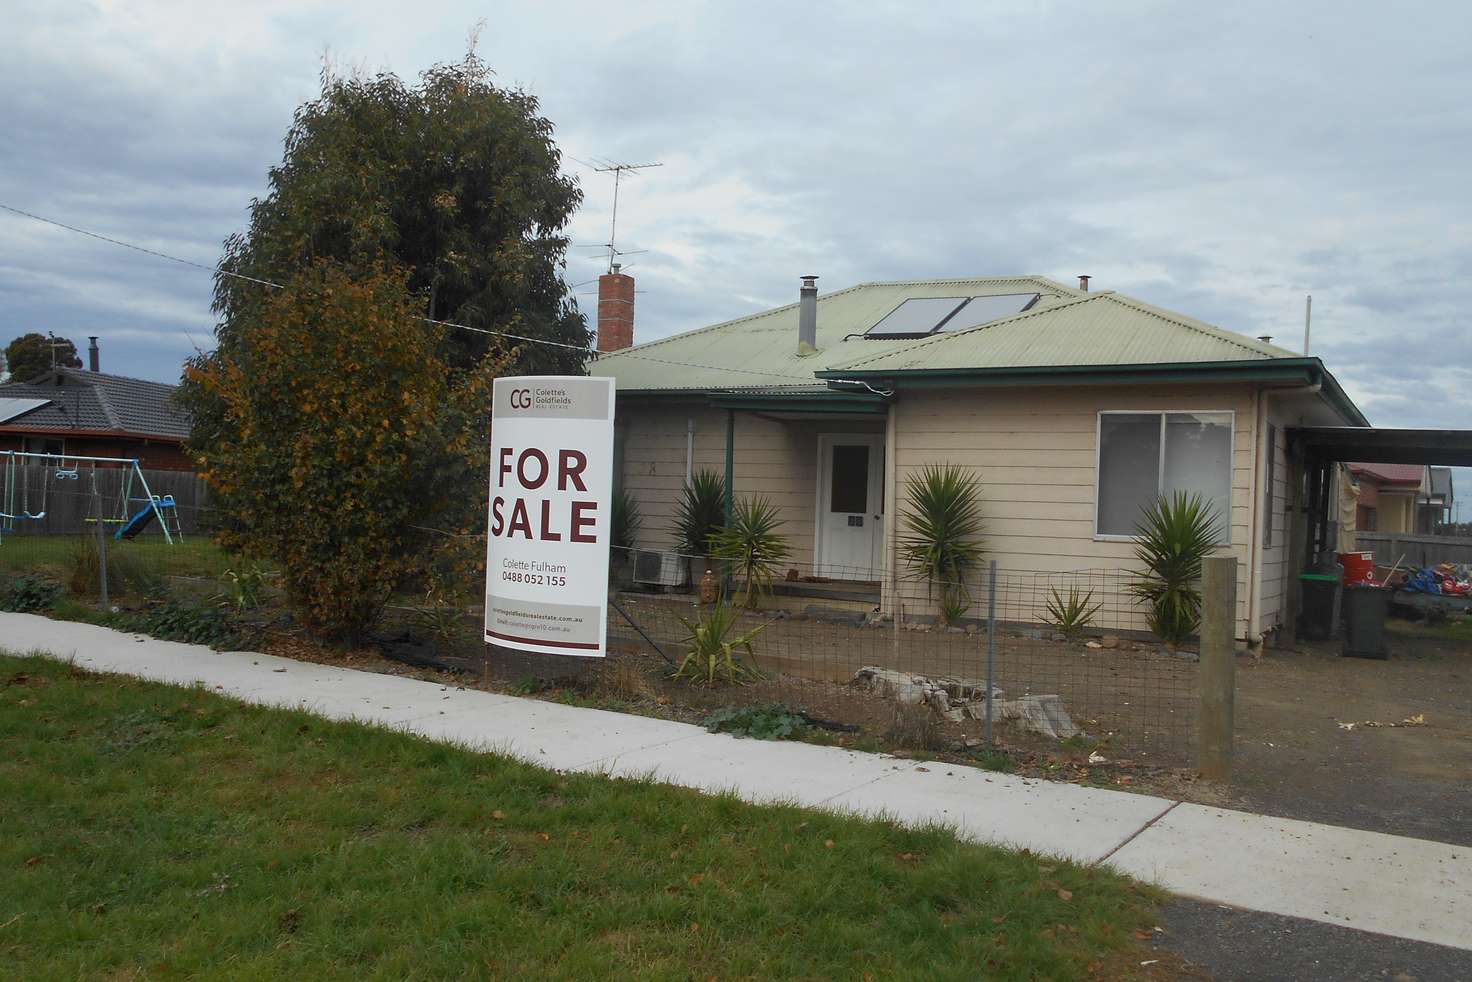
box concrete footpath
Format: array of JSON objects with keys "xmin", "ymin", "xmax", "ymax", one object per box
[{"xmin": 3, "ymin": 612, "xmax": 1467, "ymax": 952}]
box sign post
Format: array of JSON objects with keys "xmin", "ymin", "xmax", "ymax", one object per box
[{"xmin": 485, "ymin": 376, "xmax": 615, "ymax": 657}]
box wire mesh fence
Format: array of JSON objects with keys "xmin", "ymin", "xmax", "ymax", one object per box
[
  {"xmin": 599, "ymin": 547, "xmax": 1199, "ymax": 763},
  {"xmin": 0, "ymin": 493, "xmax": 1199, "ymax": 765}
]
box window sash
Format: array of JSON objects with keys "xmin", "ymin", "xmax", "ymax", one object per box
[{"xmin": 1095, "ymin": 411, "xmax": 1233, "ymax": 541}]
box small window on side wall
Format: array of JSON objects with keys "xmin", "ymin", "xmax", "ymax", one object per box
[{"xmin": 1096, "ymin": 411, "xmax": 1233, "ymax": 541}]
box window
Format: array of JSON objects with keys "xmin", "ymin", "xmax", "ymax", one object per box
[{"xmin": 1096, "ymin": 411, "xmax": 1233, "ymax": 540}]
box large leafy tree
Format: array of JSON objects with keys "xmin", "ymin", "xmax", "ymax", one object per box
[
  {"xmin": 207, "ymin": 49, "xmax": 588, "ymax": 376},
  {"xmin": 183, "ymin": 262, "xmax": 508, "ymax": 642},
  {"xmin": 5, "ymin": 333, "xmax": 81, "ymax": 381}
]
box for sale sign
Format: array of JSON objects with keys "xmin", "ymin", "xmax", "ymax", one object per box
[{"xmin": 485, "ymin": 376, "xmax": 615, "ymax": 657}]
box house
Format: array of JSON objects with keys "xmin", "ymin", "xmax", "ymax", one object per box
[
  {"xmin": 592, "ymin": 272, "xmax": 1369, "ymax": 643},
  {"xmin": 1427, "ymin": 467, "xmax": 1454, "ymax": 531},
  {"xmin": 1346, "ymin": 463, "xmax": 1429, "ymax": 534},
  {"xmin": 0, "ymin": 352, "xmax": 192, "ymax": 470}
]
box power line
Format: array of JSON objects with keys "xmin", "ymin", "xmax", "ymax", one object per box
[
  {"xmin": 0, "ymin": 200, "xmax": 882, "ymax": 390},
  {"xmin": 0, "ymin": 201, "xmax": 586, "ymax": 353}
]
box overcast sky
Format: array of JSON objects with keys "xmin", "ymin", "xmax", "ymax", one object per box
[{"xmin": 2, "ymin": 1, "xmax": 1468, "ymax": 515}]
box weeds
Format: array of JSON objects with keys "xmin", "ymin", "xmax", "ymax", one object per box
[
  {"xmin": 1, "ymin": 574, "xmax": 63, "ymax": 613},
  {"xmin": 704, "ymin": 703, "xmax": 811, "ymax": 740},
  {"xmin": 112, "ymin": 600, "xmax": 246, "ymax": 649},
  {"xmin": 883, "ymin": 701, "xmax": 947, "ymax": 751}
]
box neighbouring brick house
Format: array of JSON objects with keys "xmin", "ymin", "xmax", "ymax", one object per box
[{"xmin": 0, "ymin": 366, "xmax": 192, "ymax": 470}]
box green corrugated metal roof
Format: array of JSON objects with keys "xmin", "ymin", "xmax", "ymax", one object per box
[
  {"xmin": 594, "ymin": 275, "xmax": 1081, "ymax": 391},
  {"xmin": 595, "ymin": 276, "xmax": 1303, "ymax": 392},
  {"xmin": 825, "ymin": 291, "xmax": 1302, "ymax": 373}
]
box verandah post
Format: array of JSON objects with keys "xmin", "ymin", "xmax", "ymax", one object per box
[{"xmin": 1198, "ymin": 555, "xmax": 1238, "ymax": 780}]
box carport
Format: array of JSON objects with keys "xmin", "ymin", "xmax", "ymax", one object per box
[{"xmin": 1282, "ymin": 426, "xmax": 1472, "ymax": 639}]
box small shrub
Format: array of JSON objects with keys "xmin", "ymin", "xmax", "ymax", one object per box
[
  {"xmin": 221, "ymin": 563, "xmax": 274, "ymax": 611},
  {"xmin": 611, "ymin": 489, "xmax": 641, "ymax": 551},
  {"xmin": 1046, "ymin": 586, "xmax": 1102, "ymax": 638},
  {"xmin": 704, "ymin": 703, "xmax": 811, "ymax": 740},
  {"xmin": 1129, "ymin": 492, "xmax": 1224, "ymax": 647},
  {"xmin": 1, "ymin": 574, "xmax": 63, "ymax": 613},
  {"xmin": 882, "ymin": 702, "xmax": 946, "ymax": 751},
  {"xmin": 710, "ymin": 495, "xmax": 791, "ymax": 609},
  {"xmin": 406, "ymin": 579, "xmax": 476, "ymax": 654},
  {"xmin": 671, "ymin": 602, "xmax": 765, "ymax": 687},
  {"xmin": 672, "ymin": 469, "xmax": 727, "ymax": 557},
  {"xmin": 899, "ymin": 463, "xmax": 985, "ymax": 625}
]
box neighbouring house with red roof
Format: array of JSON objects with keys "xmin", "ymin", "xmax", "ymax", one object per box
[
  {"xmin": 1346, "ymin": 462, "xmax": 1431, "ymax": 534},
  {"xmin": 0, "ymin": 365, "xmax": 192, "ymax": 471}
]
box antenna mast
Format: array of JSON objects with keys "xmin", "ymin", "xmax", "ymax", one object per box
[{"xmin": 592, "ymin": 160, "xmax": 662, "ymax": 273}]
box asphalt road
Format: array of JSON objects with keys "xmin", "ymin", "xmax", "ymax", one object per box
[{"xmin": 1155, "ymin": 898, "xmax": 1472, "ymax": 981}]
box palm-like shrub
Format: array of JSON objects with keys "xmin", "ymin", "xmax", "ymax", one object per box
[
  {"xmin": 672, "ymin": 602, "xmax": 766, "ymax": 686},
  {"xmin": 710, "ymin": 495, "xmax": 791, "ymax": 608},
  {"xmin": 672, "ymin": 469, "xmax": 727, "ymax": 557},
  {"xmin": 1046, "ymin": 586, "xmax": 1102, "ymax": 638},
  {"xmin": 611, "ymin": 489, "xmax": 641, "ymax": 551},
  {"xmin": 898, "ymin": 463, "xmax": 985, "ymax": 624},
  {"xmin": 1128, "ymin": 492, "xmax": 1224, "ymax": 647}
]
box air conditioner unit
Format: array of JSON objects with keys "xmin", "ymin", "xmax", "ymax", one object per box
[{"xmin": 633, "ymin": 549, "xmax": 687, "ymax": 587}]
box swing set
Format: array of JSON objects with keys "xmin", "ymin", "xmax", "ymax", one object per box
[{"xmin": 0, "ymin": 450, "xmax": 182, "ymax": 545}]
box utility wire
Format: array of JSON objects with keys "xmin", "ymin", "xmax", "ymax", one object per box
[{"xmin": 0, "ymin": 201, "xmax": 887, "ymax": 391}]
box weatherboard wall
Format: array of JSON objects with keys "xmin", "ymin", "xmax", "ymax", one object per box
[
  {"xmin": 890, "ymin": 384, "xmax": 1258, "ymax": 637},
  {"xmin": 618, "ymin": 399, "xmax": 883, "ymax": 572}
]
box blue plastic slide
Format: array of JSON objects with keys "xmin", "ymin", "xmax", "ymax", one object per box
[{"xmin": 116, "ymin": 505, "xmax": 157, "ymax": 540}]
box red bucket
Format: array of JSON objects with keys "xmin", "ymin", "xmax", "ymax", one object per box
[{"xmin": 1338, "ymin": 551, "xmax": 1376, "ymax": 585}]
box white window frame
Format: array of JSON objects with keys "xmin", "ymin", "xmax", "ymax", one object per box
[{"xmin": 1092, "ymin": 409, "xmax": 1236, "ymax": 544}]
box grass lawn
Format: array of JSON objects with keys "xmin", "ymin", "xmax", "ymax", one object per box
[
  {"xmin": 0, "ymin": 534, "xmax": 234, "ymax": 581},
  {"xmin": 0, "ymin": 651, "xmax": 1165, "ymax": 979}
]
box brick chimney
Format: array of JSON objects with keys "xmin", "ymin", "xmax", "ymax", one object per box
[{"xmin": 596, "ymin": 264, "xmax": 635, "ymax": 353}]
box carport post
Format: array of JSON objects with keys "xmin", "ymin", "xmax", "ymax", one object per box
[{"xmin": 1198, "ymin": 555, "xmax": 1237, "ymax": 781}]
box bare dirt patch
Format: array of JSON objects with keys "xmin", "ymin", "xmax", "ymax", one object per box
[{"xmin": 1220, "ymin": 620, "xmax": 1472, "ymax": 844}]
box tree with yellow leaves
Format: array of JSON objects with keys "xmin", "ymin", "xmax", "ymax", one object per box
[{"xmin": 184, "ymin": 262, "xmax": 507, "ymax": 642}]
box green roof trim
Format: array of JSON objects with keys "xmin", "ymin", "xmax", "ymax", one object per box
[
  {"xmin": 817, "ymin": 358, "xmax": 1369, "ymax": 427},
  {"xmin": 706, "ymin": 390, "xmax": 889, "ymax": 414}
]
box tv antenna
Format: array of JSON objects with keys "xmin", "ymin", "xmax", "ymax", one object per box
[
  {"xmin": 591, "ymin": 159, "xmax": 661, "ymax": 274},
  {"xmin": 47, "ymin": 332, "xmax": 70, "ymax": 369}
]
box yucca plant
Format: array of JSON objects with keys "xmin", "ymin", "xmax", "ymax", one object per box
[
  {"xmin": 1046, "ymin": 585, "xmax": 1102, "ymax": 638},
  {"xmin": 898, "ymin": 463, "xmax": 985, "ymax": 624},
  {"xmin": 672, "ymin": 469, "xmax": 727, "ymax": 557},
  {"xmin": 671, "ymin": 602, "xmax": 766, "ymax": 686},
  {"xmin": 1128, "ymin": 491, "xmax": 1224, "ymax": 647},
  {"xmin": 611, "ymin": 489, "xmax": 641, "ymax": 551},
  {"xmin": 709, "ymin": 495, "xmax": 791, "ymax": 608}
]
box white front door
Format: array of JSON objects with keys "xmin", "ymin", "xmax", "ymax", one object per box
[{"xmin": 816, "ymin": 434, "xmax": 884, "ymax": 579}]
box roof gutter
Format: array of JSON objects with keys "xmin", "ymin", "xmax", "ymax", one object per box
[
  {"xmin": 814, "ymin": 357, "xmax": 1370, "ymax": 427},
  {"xmin": 0, "ymin": 424, "xmax": 186, "ymax": 443}
]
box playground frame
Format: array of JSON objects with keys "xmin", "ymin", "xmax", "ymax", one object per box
[{"xmin": 0, "ymin": 450, "xmax": 179, "ymax": 545}]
